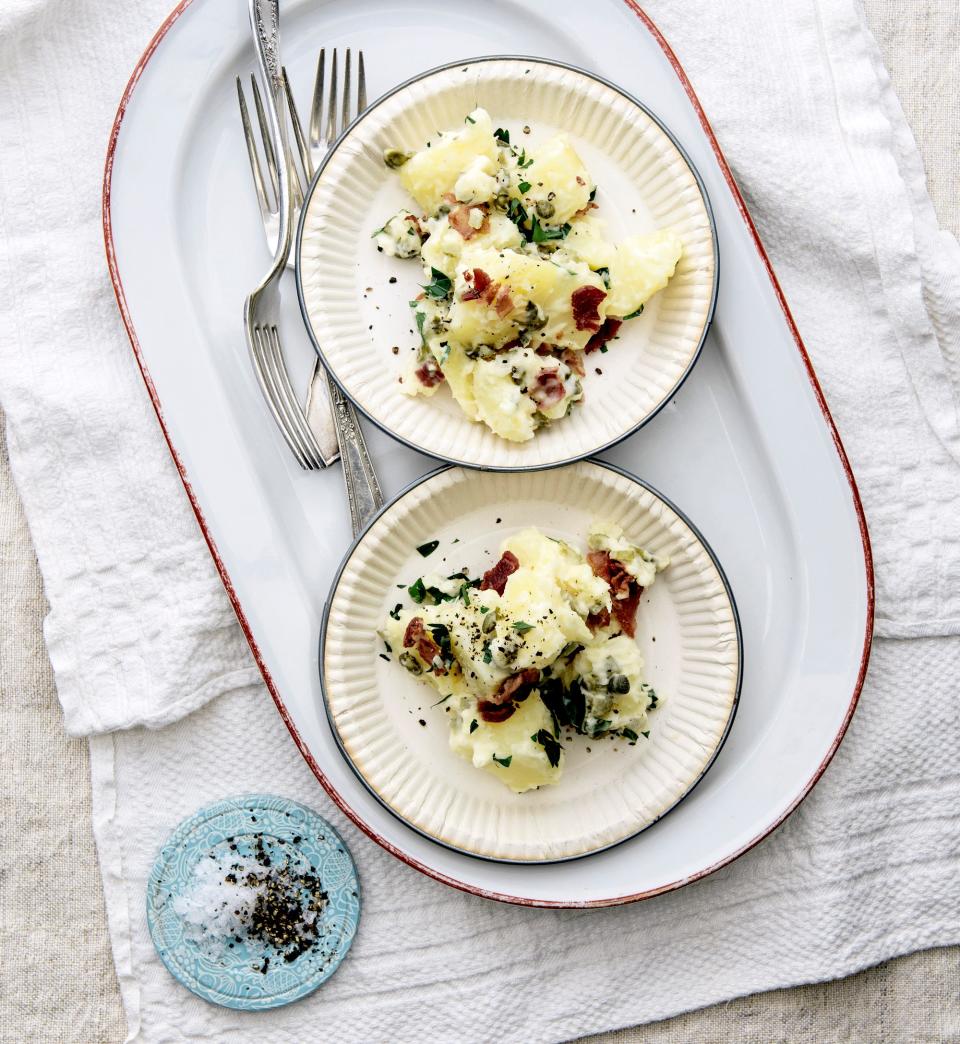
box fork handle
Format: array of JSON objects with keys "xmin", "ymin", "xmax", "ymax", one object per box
[{"xmin": 323, "ymin": 370, "xmax": 383, "ymax": 535}]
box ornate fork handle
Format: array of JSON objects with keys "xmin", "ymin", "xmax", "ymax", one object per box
[{"xmin": 324, "ymin": 371, "xmax": 383, "ymax": 534}]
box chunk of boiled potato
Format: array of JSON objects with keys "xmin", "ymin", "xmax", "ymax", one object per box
[
  {"xmin": 420, "ymin": 211, "xmax": 523, "ymax": 281},
  {"xmin": 562, "ymin": 634, "xmax": 653, "ymax": 735},
  {"xmin": 561, "ymin": 216, "xmax": 614, "ymax": 270},
  {"xmin": 472, "ymin": 361, "xmax": 537, "ymax": 442},
  {"xmin": 520, "ymin": 134, "xmax": 593, "ymax": 224},
  {"xmin": 605, "ymin": 229, "xmax": 683, "ymax": 317},
  {"xmin": 449, "ymin": 694, "xmax": 563, "ymax": 792},
  {"xmin": 399, "ymin": 108, "xmax": 497, "ymax": 214},
  {"xmin": 449, "ymin": 246, "xmax": 606, "ymax": 353},
  {"xmin": 503, "ymin": 528, "xmax": 609, "ymax": 621}
]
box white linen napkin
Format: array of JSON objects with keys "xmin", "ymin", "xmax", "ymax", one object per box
[{"xmin": 0, "ymin": 0, "xmax": 959, "ymax": 1038}]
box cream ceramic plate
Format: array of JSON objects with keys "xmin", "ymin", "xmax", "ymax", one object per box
[
  {"xmin": 321, "ymin": 462, "xmax": 740, "ymax": 862},
  {"xmin": 297, "ymin": 57, "xmax": 717, "ymax": 471}
]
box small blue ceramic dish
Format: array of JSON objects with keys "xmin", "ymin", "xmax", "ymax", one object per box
[{"xmin": 146, "ymin": 794, "xmax": 361, "ymax": 1010}]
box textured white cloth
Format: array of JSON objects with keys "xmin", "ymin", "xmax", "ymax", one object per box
[
  {"xmin": 0, "ymin": 0, "xmax": 958, "ymax": 1040},
  {"xmin": 90, "ymin": 635, "xmax": 960, "ymax": 1042}
]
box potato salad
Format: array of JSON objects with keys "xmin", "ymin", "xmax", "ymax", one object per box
[
  {"xmin": 374, "ymin": 109, "xmax": 684, "ymax": 442},
  {"xmin": 381, "ymin": 523, "xmax": 668, "ymax": 793}
]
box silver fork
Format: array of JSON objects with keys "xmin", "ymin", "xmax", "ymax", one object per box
[
  {"xmin": 239, "ymin": 16, "xmax": 383, "ymax": 530},
  {"xmin": 242, "ymin": 0, "xmax": 326, "ymax": 471}
]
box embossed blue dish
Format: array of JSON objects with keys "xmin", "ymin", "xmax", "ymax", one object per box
[{"xmin": 146, "ymin": 794, "xmax": 361, "ymax": 1010}]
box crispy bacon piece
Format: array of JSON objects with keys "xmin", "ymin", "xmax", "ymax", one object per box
[
  {"xmin": 586, "ymin": 607, "xmax": 610, "ymax": 632},
  {"xmin": 406, "ymin": 213, "xmax": 425, "ymax": 238},
  {"xmin": 571, "ymin": 285, "xmax": 607, "ymax": 332},
  {"xmin": 460, "ymin": 268, "xmax": 491, "ymax": 301},
  {"xmin": 402, "ymin": 616, "xmax": 442, "ymax": 668},
  {"xmin": 449, "ymin": 204, "xmax": 490, "ymax": 240},
  {"xmin": 529, "ymin": 368, "xmax": 566, "ymax": 410},
  {"xmin": 493, "ymin": 284, "xmax": 514, "ymax": 317},
  {"xmin": 478, "ymin": 667, "xmax": 541, "ymax": 722},
  {"xmin": 479, "ymin": 550, "xmax": 519, "ymax": 595},
  {"xmin": 534, "ymin": 344, "xmax": 553, "ymax": 357},
  {"xmin": 586, "ymin": 549, "xmax": 643, "ymax": 638},
  {"xmin": 573, "ymin": 201, "xmax": 599, "ymax": 218},
  {"xmin": 560, "ymin": 347, "xmax": 585, "ymax": 376},
  {"xmin": 414, "ymin": 358, "xmax": 445, "ymax": 388},
  {"xmin": 585, "ymin": 317, "xmax": 622, "ymax": 354}
]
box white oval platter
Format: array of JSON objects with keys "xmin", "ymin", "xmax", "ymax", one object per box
[
  {"xmin": 104, "ymin": 0, "xmax": 873, "ymax": 906},
  {"xmin": 297, "ymin": 58, "xmax": 717, "ymax": 470}
]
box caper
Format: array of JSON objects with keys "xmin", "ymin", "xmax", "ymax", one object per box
[
  {"xmin": 493, "ymin": 189, "xmax": 511, "ymax": 211},
  {"xmin": 608, "ymin": 674, "xmax": 631, "ymax": 695},
  {"xmin": 437, "ymin": 203, "xmax": 451, "ymax": 216},
  {"xmin": 535, "ymin": 200, "xmax": 556, "ymax": 220},
  {"xmin": 398, "ymin": 652, "xmax": 422, "ymax": 675},
  {"xmin": 383, "ymin": 148, "xmax": 412, "ymax": 169},
  {"xmin": 524, "ymin": 300, "xmax": 547, "ymax": 330},
  {"xmin": 482, "ymin": 612, "xmax": 497, "ymax": 634}
]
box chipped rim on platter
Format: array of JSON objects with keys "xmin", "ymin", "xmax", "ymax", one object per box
[
  {"xmin": 296, "ymin": 55, "xmax": 719, "ymax": 472},
  {"xmin": 318, "ymin": 459, "xmax": 743, "ymax": 863},
  {"xmin": 103, "ymin": 0, "xmax": 874, "ymax": 906}
]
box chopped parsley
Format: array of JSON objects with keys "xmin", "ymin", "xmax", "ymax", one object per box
[
  {"xmin": 622, "ymin": 304, "xmax": 645, "ymax": 320},
  {"xmin": 507, "ymin": 197, "xmax": 529, "ymax": 231},
  {"xmin": 388, "ymin": 603, "xmax": 403, "ymax": 620},
  {"xmin": 518, "ymin": 180, "xmax": 531, "ymax": 194},
  {"xmin": 464, "ymin": 114, "xmax": 476, "ymax": 124},
  {"xmin": 596, "ymin": 266, "xmax": 611, "ymax": 289},
  {"xmin": 469, "ymin": 719, "xmax": 479, "ymax": 733},
  {"xmin": 421, "ymin": 267, "xmax": 452, "ymax": 300},
  {"xmin": 492, "ymin": 755, "xmax": 512, "ymax": 768},
  {"xmin": 416, "ymin": 540, "xmax": 440, "ymax": 557},
  {"xmin": 494, "ymin": 127, "xmax": 510, "ymax": 145},
  {"xmin": 459, "ymin": 583, "xmax": 471, "ymax": 606},
  {"xmin": 531, "ymin": 218, "xmax": 571, "ymax": 243},
  {"xmin": 408, "ymin": 578, "xmax": 426, "ymax": 603},
  {"xmin": 413, "ymin": 308, "xmax": 427, "ymax": 346},
  {"xmin": 621, "ymin": 727, "xmax": 639, "ymax": 744},
  {"xmin": 431, "ymin": 693, "xmax": 452, "ymax": 707},
  {"xmin": 481, "ymin": 642, "xmax": 493, "ymax": 664},
  {"xmin": 383, "ymin": 640, "xmax": 392, "ymax": 653},
  {"xmin": 512, "ymin": 620, "xmax": 535, "ymax": 634},
  {"xmin": 378, "ymin": 653, "xmax": 390, "ymax": 662},
  {"xmin": 517, "ymin": 148, "xmax": 534, "ymax": 169},
  {"xmin": 531, "ymin": 729, "xmax": 563, "ymax": 768},
  {"xmin": 641, "ymin": 730, "xmax": 650, "ymax": 738},
  {"xmin": 588, "ymin": 186, "xmax": 597, "ymax": 202}
]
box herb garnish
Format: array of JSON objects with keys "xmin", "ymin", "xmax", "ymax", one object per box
[
  {"xmin": 621, "ymin": 727, "xmax": 639, "ymax": 744},
  {"xmin": 641, "ymin": 730, "xmax": 650, "ymax": 738},
  {"xmin": 421, "ymin": 267, "xmax": 453, "ymax": 300},
  {"xmin": 531, "ymin": 729, "xmax": 563, "ymax": 768},
  {"xmin": 413, "ymin": 308, "xmax": 427, "ymax": 346},
  {"xmin": 431, "ymin": 693, "xmax": 452, "ymax": 707},
  {"xmin": 516, "ymin": 148, "xmax": 534, "ymax": 169},
  {"xmin": 531, "ymin": 218, "xmax": 571, "ymax": 243},
  {"xmin": 588, "ymin": 186, "xmax": 598, "ymax": 202},
  {"xmin": 512, "ymin": 620, "xmax": 534, "ymax": 634},
  {"xmin": 469, "ymin": 719, "xmax": 479, "ymax": 733},
  {"xmin": 481, "ymin": 642, "xmax": 493, "ymax": 664},
  {"xmin": 494, "ymin": 127, "xmax": 510, "ymax": 145},
  {"xmin": 622, "ymin": 304, "xmax": 645, "ymax": 320},
  {"xmin": 388, "ymin": 603, "xmax": 403, "ymax": 620},
  {"xmin": 416, "ymin": 540, "xmax": 440, "ymax": 557},
  {"xmin": 464, "ymin": 114, "xmax": 476, "ymax": 124},
  {"xmin": 408, "ymin": 577, "xmax": 426, "ymax": 603},
  {"xmin": 518, "ymin": 180, "xmax": 531, "ymax": 194},
  {"xmin": 492, "ymin": 755, "xmax": 512, "ymax": 768}
]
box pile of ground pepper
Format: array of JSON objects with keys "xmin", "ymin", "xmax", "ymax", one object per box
[{"xmin": 173, "ymin": 832, "xmax": 328, "ymax": 973}]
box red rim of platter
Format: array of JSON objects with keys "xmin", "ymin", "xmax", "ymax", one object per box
[{"xmin": 101, "ymin": 0, "xmax": 876, "ymax": 908}]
